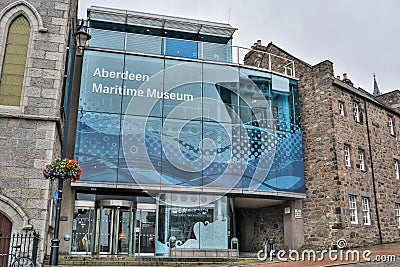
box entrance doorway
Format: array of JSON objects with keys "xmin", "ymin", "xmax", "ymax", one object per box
[
  {"xmin": 0, "ymin": 212, "xmax": 12, "ymax": 266},
  {"xmin": 135, "ymin": 204, "xmax": 156, "ymax": 256},
  {"xmin": 93, "ymin": 200, "xmax": 135, "ymax": 255}
]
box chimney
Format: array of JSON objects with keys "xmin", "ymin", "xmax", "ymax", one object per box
[
  {"xmin": 337, "ymin": 75, "xmax": 341, "ymax": 80},
  {"xmin": 343, "ymin": 73, "xmax": 347, "ymax": 80},
  {"xmin": 257, "ymin": 39, "xmax": 261, "ymax": 46}
]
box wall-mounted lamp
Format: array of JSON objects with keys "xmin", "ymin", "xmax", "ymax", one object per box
[{"xmin": 73, "ymin": 19, "xmax": 91, "ymax": 49}]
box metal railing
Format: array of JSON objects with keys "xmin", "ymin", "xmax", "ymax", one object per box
[
  {"xmin": 87, "ymin": 28, "xmax": 296, "ymax": 78},
  {"xmin": 0, "ymin": 232, "xmax": 39, "ymax": 267}
]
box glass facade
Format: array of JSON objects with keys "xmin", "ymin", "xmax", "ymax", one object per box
[
  {"xmin": 70, "ymin": 11, "xmax": 305, "ymax": 256},
  {"xmin": 74, "ymin": 50, "xmax": 304, "ymax": 193}
]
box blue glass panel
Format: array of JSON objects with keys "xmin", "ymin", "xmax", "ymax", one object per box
[
  {"xmin": 201, "ymin": 42, "xmax": 231, "ymax": 63},
  {"xmin": 88, "ymin": 29, "xmax": 125, "ymax": 50},
  {"xmin": 79, "ymin": 50, "xmax": 124, "ymax": 113},
  {"xmin": 161, "ymin": 119, "xmax": 203, "ymax": 186},
  {"xmin": 164, "ymin": 38, "xmax": 198, "ymax": 59},
  {"xmin": 202, "ymin": 121, "xmax": 242, "ymax": 189},
  {"xmin": 163, "ymin": 59, "xmax": 202, "ymax": 120},
  {"xmin": 120, "ymin": 115, "xmax": 162, "ymax": 185},
  {"xmin": 122, "ymin": 55, "xmax": 164, "ymax": 117},
  {"xmin": 202, "ymin": 64, "xmax": 240, "ymax": 123},
  {"xmin": 126, "ymin": 33, "xmax": 162, "ymax": 55},
  {"xmin": 74, "ymin": 111, "xmax": 120, "ymax": 183},
  {"xmin": 275, "ymin": 130, "xmax": 305, "ymax": 192},
  {"xmin": 272, "ymin": 74, "xmax": 290, "ymax": 92}
]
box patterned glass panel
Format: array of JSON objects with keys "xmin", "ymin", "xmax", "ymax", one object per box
[{"xmin": 0, "ymin": 16, "xmax": 30, "ymax": 106}]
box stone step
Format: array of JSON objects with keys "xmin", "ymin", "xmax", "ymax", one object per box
[{"xmin": 42, "ymin": 256, "xmax": 254, "ymax": 267}]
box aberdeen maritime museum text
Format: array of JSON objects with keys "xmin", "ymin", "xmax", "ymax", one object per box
[
  {"xmin": 92, "ymin": 83, "xmax": 193, "ymax": 101},
  {"xmin": 93, "ymin": 67, "xmax": 150, "ymax": 81},
  {"xmin": 91, "ymin": 67, "xmax": 194, "ymax": 102}
]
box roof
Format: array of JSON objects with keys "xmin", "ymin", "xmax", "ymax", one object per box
[{"xmin": 87, "ymin": 6, "xmax": 237, "ymax": 39}]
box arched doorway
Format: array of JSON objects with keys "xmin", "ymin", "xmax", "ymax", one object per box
[{"xmin": 0, "ymin": 212, "xmax": 12, "ymax": 266}]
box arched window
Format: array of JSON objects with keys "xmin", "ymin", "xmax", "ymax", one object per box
[{"xmin": 0, "ymin": 15, "xmax": 30, "ymax": 106}]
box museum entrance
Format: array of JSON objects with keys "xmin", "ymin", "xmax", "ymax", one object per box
[
  {"xmin": 93, "ymin": 200, "xmax": 136, "ymax": 255},
  {"xmin": 135, "ymin": 204, "xmax": 156, "ymax": 256}
]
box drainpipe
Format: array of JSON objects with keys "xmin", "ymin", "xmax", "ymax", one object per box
[{"xmin": 363, "ymin": 99, "xmax": 383, "ymax": 244}]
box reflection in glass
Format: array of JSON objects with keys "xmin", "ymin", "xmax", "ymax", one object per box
[
  {"xmin": 135, "ymin": 210, "xmax": 156, "ymax": 254},
  {"xmin": 156, "ymin": 194, "xmax": 228, "ymax": 255},
  {"xmin": 74, "ymin": 111, "xmax": 120, "ymax": 183},
  {"xmin": 71, "ymin": 208, "xmax": 95, "ymax": 253},
  {"xmin": 121, "ymin": 116, "xmax": 162, "ymax": 184},
  {"xmin": 79, "ymin": 50, "xmax": 124, "ymax": 113}
]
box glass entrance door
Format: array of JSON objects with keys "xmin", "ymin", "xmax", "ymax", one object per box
[
  {"xmin": 94, "ymin": 200, "xmax": 135, "ymax": 255},
  {"xmin": 135, "ymin": 209, "xmax": 156, "ymax": 255},
  {"xmin": 99, "ymin": 208, "xmax": 113, "ymax": 253},
  {"xmin": 117, "ymin": 209, "xmax": 131, "ymax": 253}
]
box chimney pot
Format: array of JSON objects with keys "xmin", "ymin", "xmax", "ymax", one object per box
[
  {"xmin": 343, "ymin": 73, "xmax": 347, "ymax": 80},
  {"xmin": 257, "ymin": 39, "xmax": 261, "ymax": 46}
]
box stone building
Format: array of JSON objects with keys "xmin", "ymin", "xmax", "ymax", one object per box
[
  {"xmin": 0, "ymin": 0, "xmax": 77, "ymax": 264},
  {"xmin": 245, "ymin": 41, "xmax": 400, "ymax": 248}
]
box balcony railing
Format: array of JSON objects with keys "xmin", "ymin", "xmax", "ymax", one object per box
[{"xmin": 87, "ymin": 28, "xmax": 295, "ymax": 78}]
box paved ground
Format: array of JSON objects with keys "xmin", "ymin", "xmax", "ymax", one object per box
[{"xmin": 237, "ymin": 243, "xmax": 400, "ymax": 267}]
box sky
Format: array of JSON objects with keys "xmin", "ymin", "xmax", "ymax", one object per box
[{"xmin": 78, "ymin": 0, "xmax": 400, "ymax": 94}]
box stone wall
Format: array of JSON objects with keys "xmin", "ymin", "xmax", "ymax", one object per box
[
  {"xmin": 0, "ymin": 0, "xmax": 77, "ymax": 263},
  {"xmin": 236, "ymin": 205, "xmax": 284, "ymax": 252},
  {"xmin": 245, "ymin": 41, "xmax": 400, "ymax": 248},
  {"xmin": 330, "ymin": 81, "xmax": 381, "ymax": 247},
  {"xmin": 365, "ymin": 99, "xmax": 400, "ymax": 243},
  {"xmin": 376, "ymin": 90, "xmax": 400, "ymax": 113}
]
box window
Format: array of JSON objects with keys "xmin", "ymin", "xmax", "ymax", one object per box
[
  {"xmin": 353, "ymin": 101, "xmax": 360, "ymax": 122},
  {"xmin": 349, "ymin": 195, "xmax": 358, "ymax": 224},
  {"xmin": 0, "ymin": 15, "xmax": 30, "ymax": 106},
  {"xmin": 396, "ymin": 203, "xmax": 400, "ymax": 229},
  {"xmin": 358, "ymin": 150, "xmax": 365, "ymax": 171},
  {"xmin": 388, "ymin": 117, "xmax": 395, "ymax": 136},
  {"xmin": 395, "ymin": 160, "xmax": 400, "ymax": 180},
  {"xmin": 344, "ymin": 144, "xmax": 351, "ymax": 167},
  {"xmin": 362, "ymin": 197, "xmax": 371, "ymax": 225},
  {"xmin": 338, "ymin": 101, "xmax": 345, "ymax": 116}
]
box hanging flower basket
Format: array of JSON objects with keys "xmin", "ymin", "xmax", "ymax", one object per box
[{"xmin": 43, "ymin": 158, "xmax": 82, "ymax": 182}]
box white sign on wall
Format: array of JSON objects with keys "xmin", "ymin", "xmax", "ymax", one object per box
[{"xmin": 295, "ymin": 209, "xmax": 302, "ymax": 219}]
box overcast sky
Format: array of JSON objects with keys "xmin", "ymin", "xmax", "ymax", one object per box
[{"xmin": 78, "ymin": 0, "xmax": 400, "ymax": 94}]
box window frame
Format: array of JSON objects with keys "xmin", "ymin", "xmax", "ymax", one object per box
[
  {"xmin": 344, "ymin": 144, "xmax": 351, "ymax": 167},
  {"xmin": 0, "ymin": 2, "xmax": 44, "ymax": 112},
  {"xmin": 396, "ymin": 203, "xmax": 400, "ymax": 229},
  {"xmin": 361, "ymin": 197, "xmax": 371, "ymax": 226},
  {"xmin": 0, "ymin": 15, "xmax": 31, "ymax": 107},
  {"xmin": 349, "ymin": 195, "xmax": 358, "ymax": 224},
  {"xmin": 358, "ymin": 149, "xmax": 365, "ymax": 171},
  {"xmin": 353, "ymin": 101, "xmax": 360, "ymax": 123},
  {"xmin": 388, "ymin": 116, "xmax": 395, "ymax": 136},
  {"xmin": 395, "ymin": 159, "xmax": 400, "ymax": 180},
  {"xmin": 338, "ymin": 101, "xmax": 345, "ymax": 116}
]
